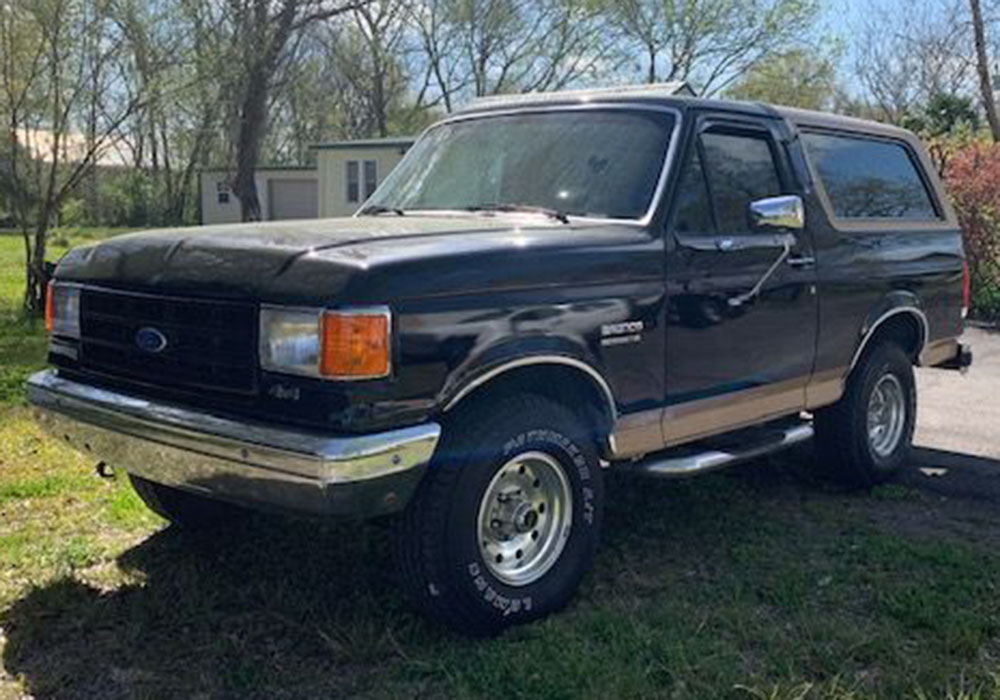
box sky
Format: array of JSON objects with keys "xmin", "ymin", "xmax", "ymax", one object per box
[{"xmin": 815, "ymin": 0, "xmax": 973, "ymax": 95}]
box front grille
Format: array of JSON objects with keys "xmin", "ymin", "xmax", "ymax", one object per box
[{"xmin": 79, "ymin": 288, "xmax": 258, "ymax": 395}]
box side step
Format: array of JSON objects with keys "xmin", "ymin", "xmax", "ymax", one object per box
[{"xmin": 628, "ymin": 421, "xmax": 814, "ymax": 479}]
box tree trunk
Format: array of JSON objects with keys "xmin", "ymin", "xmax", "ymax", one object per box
[
  {"xmin": 970, "ymin": 0, "xmax": 1000, "ymax": 142},
  {"xmin": 234, "ymin": 64, "xmax": 268, "ymax": 222},
  {"xmin": 231, "ymin": 0, "xmax": 303, "ymax": 223},
  {"xmin": 25, "ymin": 226, "xmax": 49, "ymax": 314}
]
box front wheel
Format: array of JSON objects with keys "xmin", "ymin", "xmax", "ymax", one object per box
[
  {"xmin": 393, "ymin": 394, "xmax": 604, "ymax": 636},
  {"xmin": 815, "ymin": 342, "xmax": 916, "ymax": 487}
]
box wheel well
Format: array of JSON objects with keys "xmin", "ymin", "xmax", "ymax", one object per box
[
  {"xmin": 442, "ymin": 364, "xmax": 616, "ymax": 441},
  {"xmin": 856, "ymin": 311, "xmax": 926, "ymax": 367}
]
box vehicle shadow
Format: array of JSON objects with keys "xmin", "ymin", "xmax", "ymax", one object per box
[
  {"xmin": 1, "ymin": 515, "xmax": 419, "ymax": 698},
  {"xmin": 4, "ymin": 445, "xmax": 1000, "ymax": 698}
]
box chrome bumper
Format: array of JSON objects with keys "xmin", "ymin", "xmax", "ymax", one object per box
[{"xmin": 27, "ymin": 370, "xmax": 441, "ymax": 517}]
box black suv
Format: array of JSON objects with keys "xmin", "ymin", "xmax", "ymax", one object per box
[{"xmin": 30, "ymin": 86, "xmax": 971, "ymax": 635}]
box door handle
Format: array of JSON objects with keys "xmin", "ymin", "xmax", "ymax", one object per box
[{"xmin": 786, "ymin": 255, "xmax": 815, "ymax": 268}]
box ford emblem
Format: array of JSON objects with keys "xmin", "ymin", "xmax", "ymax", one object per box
[{"xmin": 135, "ymin": 327, "xmax": 168, "ymax": 354}]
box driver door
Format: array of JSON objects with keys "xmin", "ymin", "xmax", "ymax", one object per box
[{"xmin": 662, "ymin": 114, "xmax": 817, "ymax": 445}]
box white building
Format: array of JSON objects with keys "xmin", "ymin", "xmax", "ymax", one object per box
[
  {"xmin": 312, "ymin": 137, "xmax": 414, "ymax": 218},
  {"xmin": 199, "ymin": 136, "xmax": 414, "ymax": 224},
  {"xmin": 199, "ymin": 166, "xmax": 319, "ymax": 224}
]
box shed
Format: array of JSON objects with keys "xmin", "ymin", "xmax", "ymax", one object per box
[
  {"xmin": 311, "ymin": 137, "xmax": 415, "ymax": 218},
  {"xmin": 200, "ymin": 166, "xmax": 318, "ymax": 224}
]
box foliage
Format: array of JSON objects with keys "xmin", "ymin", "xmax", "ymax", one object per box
[
  {"xmin": 852, "ymin": 0, "xmax": 976, "ymax": 125},
  {"xmin": 97, "ymin": 171, "xmax": 155, "ymax": 229},
  {"xmin": 0, "ymin": 0, "xmax": 146, "ymax": 312},
  {"xmin": 57, "ymin": 198, "xmax": 86, "ymax": 228},
  {"xmin": 604, "ymin": 0, "xmax": 821, "ymax": 94},
  {"xmin": 725, "ymin": 47, "xmax": 840, "ymax": 110},
  {"xmin": 903, "ymin": 93, "xmax": 980, "ymax": 138},
  {"xmin": 943, "ymin": 141, "xmax": 1000, "ymax": 321}
]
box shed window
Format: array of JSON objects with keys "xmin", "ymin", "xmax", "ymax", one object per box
[
  {"xmin": 363, "ymin": 160, "xmax": 378, "ymax": 199},
  {"xmin": 346, "ymin": 161, "xmax": 360, "ymax": 203}
]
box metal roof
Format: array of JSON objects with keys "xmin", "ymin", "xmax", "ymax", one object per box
[
  {"xmin": 199, "ymin": 165, "xmax": 316, "ymax": 173},
  {"xmin": 310, "ymin": 136, "xmax": 416, "ymax": 151}
]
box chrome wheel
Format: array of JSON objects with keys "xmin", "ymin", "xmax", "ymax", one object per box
[
  {"xmin": 477, "ymin": 451, "xmax": 573, "ymax": 587},
  {"xmin": 867, "ymin": 373, "xmax": 906, "ymax": 457}
]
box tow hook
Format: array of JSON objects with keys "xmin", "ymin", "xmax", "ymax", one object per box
[{"xmin": 95, "ymin": 461, "xmax": 115, "ymax": 479}]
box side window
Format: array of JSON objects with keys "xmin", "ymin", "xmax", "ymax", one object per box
[
  {"xmin": 346, "ymin": 160, "xmax": 360, "ymax": 203},
  {"xmin": 363, "ymin": 160, "xmax": 378, "ymax": 199},
  {"xmin": 801, "ymin": 132, "xmax": 938, "ymax": 219},
  {"xmin": 700, "ymin": 131, "xmax": 783, "ymax": 232},
  {"xmin": 672, "ymin": 148, "xmax": 714, "ymax": 234}
]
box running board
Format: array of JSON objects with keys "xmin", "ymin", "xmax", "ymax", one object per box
[{"xmin": 629, "ymin": 422, "xmax": 814, "ymax": 478}]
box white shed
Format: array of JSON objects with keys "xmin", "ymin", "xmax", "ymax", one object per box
[
  {"xmin": 311, "ymin": 137, "xmax": 415, "ymax": 218},
  {"xmin": 199, "ymin": 138, "xmax": 414, "ymax": 224},
  {"xmin": 199, "ymin": 167, "xmax": 319, "ymax": 224}
]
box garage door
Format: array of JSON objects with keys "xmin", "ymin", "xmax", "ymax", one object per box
[{"xmin": 268, "ymin": 179, "xmax": 318, "ymax": 220}]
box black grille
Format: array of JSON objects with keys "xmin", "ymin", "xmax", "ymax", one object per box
[{"xmin": 79, "ymin": 288, "xmax": 258, "ymax": 395}]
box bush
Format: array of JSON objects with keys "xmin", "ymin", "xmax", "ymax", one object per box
[
  {"xmin": 943, "ymin": 142, "xmax": 1000, "ymax": 323},
  {"xmin": 99, "ymin": 170, "xmax": 153, "ymax": 228}
]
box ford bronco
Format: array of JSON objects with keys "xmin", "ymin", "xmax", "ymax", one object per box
[{"xmin": 29, "ymin": 85, "xmax": 972, "ymax": 635}]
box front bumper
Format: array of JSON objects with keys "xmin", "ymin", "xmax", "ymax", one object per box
[{"xmin": 27, "ymin": 370, "xmax": 441, "ymax": 518}]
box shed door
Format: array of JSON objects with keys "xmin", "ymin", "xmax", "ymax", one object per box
[{"xmin": 268, "ymin": 179, "xmax": 318, "ymax": 220}]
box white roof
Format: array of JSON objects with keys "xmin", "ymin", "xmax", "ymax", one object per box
[{"xmin": 464, "ymin": 82, "xmax": 694, "ymax": 111}]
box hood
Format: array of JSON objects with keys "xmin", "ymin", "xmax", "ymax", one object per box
[{"xmin": 56, "ymin": 215, "xmax": 655, "ymax": 304}]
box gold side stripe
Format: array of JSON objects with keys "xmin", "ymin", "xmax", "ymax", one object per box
[{"xmin": 609, "ymin": 368, "xmax": 848, "ymax": 460}]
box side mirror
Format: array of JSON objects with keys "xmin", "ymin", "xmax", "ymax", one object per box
[{"xmin": 748, "ymin": 195, "xmax": 805, "ymax": 231}]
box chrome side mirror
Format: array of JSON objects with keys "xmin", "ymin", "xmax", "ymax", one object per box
[{"xmin": 748, "ymin": 195, "xmax": 805, "ymax": 231}]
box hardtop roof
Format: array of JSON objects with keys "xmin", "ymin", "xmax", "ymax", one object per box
[{"xmin": 454, "ymin": 89, "xmax": 913, "ymax": 141}]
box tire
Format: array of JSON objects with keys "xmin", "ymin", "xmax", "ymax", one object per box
[
  {"xmin": 393, "ymin": 394, "xmax": 604, "ymax": 636},
  {"xmin": 815, "ymin": 342, "xmax": 916, "ymax": 488},
  {"xmin": 129, "ymin": 475, "xmax": 247, "ymax": 530}
]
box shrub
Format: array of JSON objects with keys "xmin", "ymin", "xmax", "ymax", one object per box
[{"xmin": 943, "ymin": 142, "xmax": 1000, "ymax": 322}]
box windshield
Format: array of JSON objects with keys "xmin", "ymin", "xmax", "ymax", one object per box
[{"xmin": 365, "ymin": 109, "xmax": 676, "ymax": 221}]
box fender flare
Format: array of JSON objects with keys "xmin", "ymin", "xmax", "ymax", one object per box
[
  {"xmin": 848, "ymin": 295, "xmax": 929, "ymax": 372},
  {"xmin": 441, "ymin": 354, "xmax": 618, "ymax": 422}
]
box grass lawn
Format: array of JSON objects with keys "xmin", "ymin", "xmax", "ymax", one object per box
[{"xmin": 2, "ymin": 229, "xmax": 1000, "ymax": 698}]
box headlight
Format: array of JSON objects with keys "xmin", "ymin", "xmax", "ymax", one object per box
[
  {"xmin": 259, "ymin": 306, "xmax": 391, "ymax": 380},
  {"xmin": 45, "ymin": 282, "xmax": 81, "ymax": 339}
]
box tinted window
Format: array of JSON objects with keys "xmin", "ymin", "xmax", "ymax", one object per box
[
  {"xmin": 701, "ymin": 132, "xmax": 782, "ymax": 231},
  {"xmin": 802, "ymin": 132, "xmax": 937, "ymax": 219},
  {"xmin": 672, "ymin": 148, "xmax": 714, "ymax": 233},
  {"xmin": 368, "ymin": 110, "xmax": 675, "ymax": 220}
]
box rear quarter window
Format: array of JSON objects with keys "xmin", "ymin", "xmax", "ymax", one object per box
[{"xmin": 801, "ymin": 131, "xmax": 939, "ymax": 220}]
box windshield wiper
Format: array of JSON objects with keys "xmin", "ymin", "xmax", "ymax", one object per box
[
  {"xmin": 465, "ymin": 203, "xmax": 570, "ymax": 224},
  {"xmin": 359, "ymin": 204, "xmax": 405, "ymax": 217}
]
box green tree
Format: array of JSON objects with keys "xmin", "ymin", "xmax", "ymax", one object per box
[
  {"xmin": 725, "ymin": 47, "xmax": 839, "ymax": 110},
  {"xmin": 0, "ymin": 0, "xmax": 145, "ymax": 313},
  {"xmin": 902, "ymin": 92, "xmax": 980, "ymax": 137},
  {"xmin": 604, "ymin": 0, "xmax": 820, "ymax": 95}
]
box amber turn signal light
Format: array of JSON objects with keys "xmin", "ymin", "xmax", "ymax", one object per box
[
  {"xmin": 320, "ymin": 311, "xmax": 391, "ymax": 379},
  {"xmin": 44, "ymin": 280, "xmax": 54, "ymax": 332}
]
